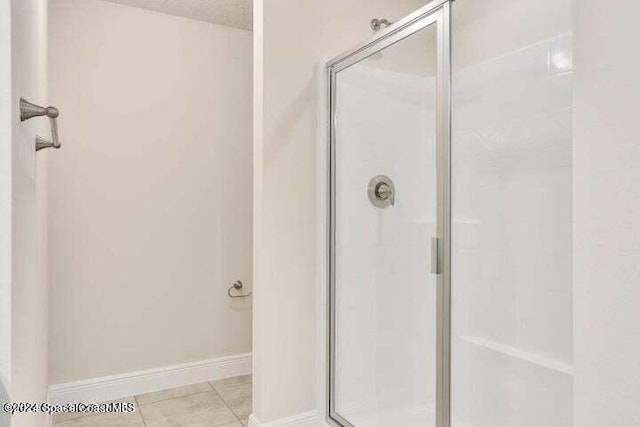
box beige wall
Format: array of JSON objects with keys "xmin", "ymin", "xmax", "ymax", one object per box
[
  {"xmin": 253, "ymin": 0, "xmax": 425, "ymax": 422},
  {"xmin": 48, "ymin": 0, "xmax": 252, "ymax": 384},
  {"xmin": 9, "ymin": 0, "xmax": 50, "ymax": 426},
  {"xmin": 574, "ymin": 1, "xmax": 640, "ymax": 425}
]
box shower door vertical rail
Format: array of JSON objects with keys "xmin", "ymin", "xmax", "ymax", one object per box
[
  {"xmin": 435, "ymin": 2, "xmax": 451, "ymax": 426},
  {"xmin": 326, "ymin": 1, "xmax": 451, "ymax": 426}
]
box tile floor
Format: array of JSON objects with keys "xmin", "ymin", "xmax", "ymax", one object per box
[{"xmin": 52, "ymin": 375, "xmax": 252, "ymax": 427}]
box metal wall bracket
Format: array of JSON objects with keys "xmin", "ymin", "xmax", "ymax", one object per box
[{"xmin": 20, "ymin": 98, "xmax": 62, "ymax": 151}]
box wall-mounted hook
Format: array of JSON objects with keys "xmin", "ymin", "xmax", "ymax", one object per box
[
  {"xmin": 20, "ymin": 98, "xmax": 62, "ymax": 151},
  {"xmin": 228, "ymin": 280, "xmax": 252, "ymax": 298}
]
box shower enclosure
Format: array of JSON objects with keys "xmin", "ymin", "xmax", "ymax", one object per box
[{"xmin": 326, "ymin": 0, "xmax": 572, "ymax": 426}]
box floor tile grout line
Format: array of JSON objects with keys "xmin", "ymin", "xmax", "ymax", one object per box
[
  {"xmin": 52, "ymin": 402, "xmax": 115, "ymax": 424},
  {"xmin": 210, "ymin": 382, "xmax": 253, "ymax": 404},
  {"xmin": 52, "ymin": 412, "xmax": 92, "ymax": 424},
  {"xmin": 209, "ymin": 376, "xmax": 252, "ymax": 390},
  {"xmin": 54, "ymin": 379, "xmax": 250, "ymax": 425},
  {"xmin": 227, "ymin": 399, "xmax": 250, "ymax": 422},
  {"xmin": 135, "ymin": 387, "xmax": 215, "ymax": 406},
  {"xmin": 212, "ymin": 382, "xmax": 252, "ymax": 392},
  {"xmin": 212, "ymin": 380, "xmax": 252, "ymax": 424},
  {"xmin": 210, "ymin": 385, "xmax": 243, "ymax": 423},
  {"xmin": 51, "ymin": 397, "xmax": 140, "ymax": 425},
  {"xmin": 133, "ymin": 395, "xmax": 148, "ymax": 427}
]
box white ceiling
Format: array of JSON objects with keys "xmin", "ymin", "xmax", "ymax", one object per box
[{"xmin": 102, "ymin": 0, "xmax": 252, "ymax": 31}]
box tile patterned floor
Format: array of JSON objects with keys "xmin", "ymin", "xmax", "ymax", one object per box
[{"xmin": 53, "ymin": 375, "xmax": 252, "ymax": 427}]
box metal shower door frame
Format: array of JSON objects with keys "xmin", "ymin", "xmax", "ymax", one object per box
[{"xmin": 325, "ymin": 0, "xmax": 452, "ymax": 426}]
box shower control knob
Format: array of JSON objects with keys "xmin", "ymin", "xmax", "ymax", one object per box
[
  {"xmin": 375, "ymin": 182, "xmax": 393, "ymax": 203},
  {"xmin": 368, "ymin": 175, "xmax": 395, "ymax": 208}
]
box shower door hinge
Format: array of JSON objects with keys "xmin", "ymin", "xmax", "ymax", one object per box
[{"xmin": 431, "ymin": 237, "xmax": 441, "ymax": 275}]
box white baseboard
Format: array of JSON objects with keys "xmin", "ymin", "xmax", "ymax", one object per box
[
  {"xmin": 48, "ymin": 352, "xmax": 251, "ymax": 405},
  {"xmin": 248, "ymin": 411, "xmax": 321, "ymax": 427}
]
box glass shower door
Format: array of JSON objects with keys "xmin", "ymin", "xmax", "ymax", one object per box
[{"xmin": 328, "ymin": 3, "xmax": 450, "ymax": 426}]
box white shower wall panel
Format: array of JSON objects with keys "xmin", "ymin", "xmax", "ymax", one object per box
[{"xmin": 451, "ymin": 33, "xmax": 573, "ymax": 427}]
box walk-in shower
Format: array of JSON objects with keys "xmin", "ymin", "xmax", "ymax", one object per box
[{"xmin": 325, "ymin": 0, "xmax": 572, "ymax": 426}]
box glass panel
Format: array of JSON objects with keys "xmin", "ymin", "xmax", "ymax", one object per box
[
  {"xmin": 451, "ymin": 0, "xmax": 573, "ymax": 426},
  {"xmin": 332, "ymin": 22, "xmax": 438, "ymax": 427}
]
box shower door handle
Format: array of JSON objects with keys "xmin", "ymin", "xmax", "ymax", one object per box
[
  {"xmin": 431, "ymin": 237, "xmax": 441, "ymax": 275},
  {"xmin": 20, "ymin": 98, "xmax": 62, "ymax": 151}
]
